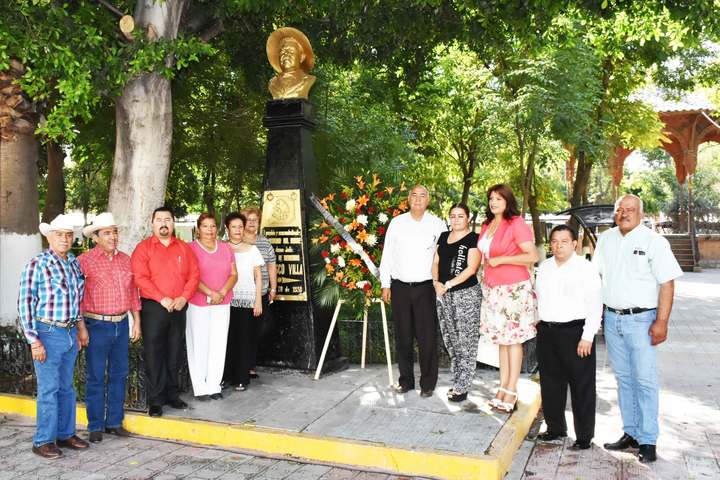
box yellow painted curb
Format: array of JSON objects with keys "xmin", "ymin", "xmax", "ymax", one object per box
[{"xmin": 0, "ymin": 386, "xmax": 541, "ymax": 480}]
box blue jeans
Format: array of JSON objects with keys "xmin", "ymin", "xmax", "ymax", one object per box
[
  {"xmin": 84, "ymin": 316, "xmax": 129, "ymax": 432},
  {"xmin": 604, "ymin": 309, "xmax": 659, "ymax": 445},
  {"xmin": 33, "ymin": 323, "xmax": 78, "ymax": 447}
]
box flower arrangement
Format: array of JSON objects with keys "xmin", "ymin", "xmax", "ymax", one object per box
[{"xmin": 311, "ymin": 173, "xmax": 409, "ymax": 313}]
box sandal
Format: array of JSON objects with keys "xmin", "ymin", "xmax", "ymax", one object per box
[
  {"xmin": 447, "ymin": 388, "xmax": 455, "ymax": 398},
  {"xmin": 493, "ymin": 389, "xmax": 518, "ymax": 413},
  {"xmin": 488, "ymin": 387, "xmax": 508, "ymax": 408}
]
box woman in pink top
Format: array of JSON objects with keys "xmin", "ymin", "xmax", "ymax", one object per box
[
  {"xmin": 187, "ymin": 213, "xmax": 238, "ymax": 401},
  {"xmin": 477, "ymin": 184, "xmax": 538, "ymax": 413}
]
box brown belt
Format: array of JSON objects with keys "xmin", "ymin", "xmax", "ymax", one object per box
[
  {"xmin": 83, "ymin": 312, "xmax": 126, "ymax": 322},
  {"xmin": 37, "ymin": 317, "xmax": 79, "ymax": 328}
]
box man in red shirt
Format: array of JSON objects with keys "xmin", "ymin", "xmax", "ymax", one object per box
[
  {"xmin": 131, "ymin": 206, "xmax": 199, "ymax": 417},
  {"xmin": 78, "ymin": 213, "xmax": 141, "ymax": 442}
]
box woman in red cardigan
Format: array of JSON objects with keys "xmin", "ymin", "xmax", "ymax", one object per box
[{"xmin": 477, "ymin": 184, "xmax": 538, "ymax": 413}]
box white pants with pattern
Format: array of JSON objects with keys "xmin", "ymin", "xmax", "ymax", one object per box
[{"xmin": 186, "ymin": 304, "xmax": 230, "ymax": 396}]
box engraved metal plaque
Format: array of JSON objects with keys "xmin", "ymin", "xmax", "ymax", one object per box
[{"xmin": 261, "ymin": 189, "xmax": 308, "ymax": 301}]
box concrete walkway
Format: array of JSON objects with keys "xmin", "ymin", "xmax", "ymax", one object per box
[{"xmin": 512, "ymin": 269, "xmax": 720, "ymax": 479}]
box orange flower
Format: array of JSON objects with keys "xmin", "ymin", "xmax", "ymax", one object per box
[
  {"xmin": 349, "ymin": 258, "xmax": 362, "ymax": 267},
  {"xmin": 398, "ymin": 200, "xmax": 408, "ymax": 211},
  {"xmin": 319, "ymin": 235, "xmax": 328, "ymax": 243},
  {"xmin": 355, "ymin": 175, "xmax": 365, "ymax": 189},
  {"xmin": 385, "ymin": 186, "xmax": 394, "ymax": 194},
  {"xmin": 356, "ymin": 230, "xmax": 368, "ymax": 243},
  {"xmin": 400, "ymin": 182, "xmax": 407, "ymax": 191},
  {"xmin": 324, "ymin": 193, "xmax": 335, "ymax": 201},
  {"xmin": 350, "ymin": 220, "xmax": 360, "ymax": 230},
  {"xmin": 320, "ymin": 221, "xmax": 329, "ymax": 228},
  {"xmin": 372, "ymin": 174, "xmax": 381, "ymax": 188},
  {"xmin": 335, "ymin": 271, "xmax": 345, "ymax": 281},
  {"xmin": 346, "ymin": 281, "xmax": 356, "ymax": 290},
  {"xmin": 325, "ymin": 264, "xmax": 335, "ymax": 273},
  {"xmin": 356, "ymin": 194, "xmax": 369, "ymax": 208},
  {"xmin": 393, "ymin": 209, "xmax": 401, "ymax": 217},
  {"xmin": 320, "ymin": 199, "xmax": 328, "ymax": 209}
]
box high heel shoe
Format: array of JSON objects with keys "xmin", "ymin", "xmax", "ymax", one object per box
[
  {"xmin": 488, "ymin": 387, "xmax": 509, "ymax": 408},
  {"xmin": 493, "ymin": 389, "xmax": 517, "ymax": 413},
  {"xmin": 448, "ymin": 391, "xmax": 468, "ymax": 403}
]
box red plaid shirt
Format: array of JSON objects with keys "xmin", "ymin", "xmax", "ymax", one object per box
[{"xmin": 78, "ymin": 246, "xmax": 141, "ymax": 314}]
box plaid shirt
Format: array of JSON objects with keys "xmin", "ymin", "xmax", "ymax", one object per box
[
  {"xmin": 17, "ymin": 249, "xmax": 85, "ymax": 344},
  {"xmin": 78, "ymin": 246, "xmax": 141, "ymax": 315}
]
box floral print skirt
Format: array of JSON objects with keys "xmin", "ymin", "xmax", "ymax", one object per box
[{"xmin": 480, "ymin": 279, "xmax": 537, "ymax": 345}]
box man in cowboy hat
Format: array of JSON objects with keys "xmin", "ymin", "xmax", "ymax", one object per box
[
  {"xmin": 18, "ymin": 214, "xmax": 90, "ymax": 459},
  {"xmin": 78, "ymin": 213, "xmax": 141, "ymax": 443},
  {"xmin": 267, "ymin": 27, "xmax": 316, "ymax": 99}
]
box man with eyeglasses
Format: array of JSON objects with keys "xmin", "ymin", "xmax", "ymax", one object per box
[
  {"xmin": 535, "ymin": 225, "xmax": 602, "ymax": 450},
  {"xmin": 593, "ymin": 194, "xmax": 682, "ymax": 463}
]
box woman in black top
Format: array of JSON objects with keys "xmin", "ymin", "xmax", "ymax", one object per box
[{"xmin": 432, "ymin": 203, "xmax": 482, "ymax": 402}]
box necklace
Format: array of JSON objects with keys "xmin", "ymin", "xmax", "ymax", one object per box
[{"xmin": 229, "ymin": 240, "xmax": 243, "ymax": 246}]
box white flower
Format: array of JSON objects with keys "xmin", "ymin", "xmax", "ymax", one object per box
[
  {"xmin": 344, "ymin": 224, "xmax": 353, "ymax": 232},
  {"xmin": 378, "ymin": 212, "xmax": 389, "ymax": 224},
  {"xmin": 345, "ymin": 199, "xmax": 356, "ymax": 210},
  {"xmin": 337, "ymin": 256, "xmax": 346, "ymax": 268},
  {"xmin": 356, "ymin": 214, "xmax": 368, "ymax": 225},
  {"xmin": 324, "ymin": 258, "xmax": 331, "ymax": 264},
  {"xmin": 356, "ymin": 280, "xmax": 368, "ymax": 289},
  {"xmin": 365, "ymin": 234, "xmax": 377, "ymax": 246},
  {"xmin": 330, "ymin": 243, "xmax": 341, "ymax": 253}
]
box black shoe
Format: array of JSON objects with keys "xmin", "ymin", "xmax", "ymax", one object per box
[
  {"xmin": 32, "ymin": 443, "xmax": 63, "ymax": 459},
  {"xmin": 210, "ymin": 393, "xmax": 223, "ymax": 400},
  {"xmin": 148, "ymin": 405, "xmax": 163, "ymax": 417},
  {"xmin": 393, "ymin": 384, "xmax": 412, "ymax": 394},
  {"xmin": 104, "ymin": 427, "xmax": 131, "ymax": 437},
  {"xmin": 88, "ymin": 431, "xmax": 103, "ymax": 443},
  {"xmin": 420, "ymin": 389, "xmax": 434, "ymax": 398},
  {"xmin": 570, "ymin": 440, "xmax": 592, "ymax": 450},
  {"xmin": 448, "ymin": 391, "xmax": 467, "ymax": 402},
  {"xmin": 538, "ymin": 431, "xmax": 567, "ymax": 442},
  {"xmin": 638, "ymin": 444, "xmax": 657, "ymax": 463},
  {"xmin": 57, "ymin": 435, "xmax": 90, "ymax": 450},
  {"xmin": 166, "ymin": 398, "xmax": 188, "ymax": 409},
  {"xmin": 604, "ymin": 433, "xmax": 639, "ymax": 451},
  {"xmin": 195, "ymin": 395, "xmax": 210, "ymax": 401}
]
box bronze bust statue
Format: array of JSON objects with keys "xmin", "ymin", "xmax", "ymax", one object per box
[{"xmin": 266, "ymin": 27, "xmax": 316, "ymax": 100}]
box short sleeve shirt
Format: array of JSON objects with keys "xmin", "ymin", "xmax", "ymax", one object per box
[
  {"xmin": 478, "ymin": 216, "xmax": 534, "ymax": 287},
  {"xmin": 436, "ymin": 231, "xmax": 479, "ymax": 292},
  {"xmin": 593, "ymin": 225, "xmax": 683, "ymax": 309},
  {"xmin": 188, "ymin": 240, "xmax": 235, "ymax": 306},
  {"xmin": 231, "ymin": 246, "xmax": 265, "ymax": 308}
]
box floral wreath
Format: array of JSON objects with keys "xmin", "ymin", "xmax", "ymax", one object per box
[{"xmin": 311, "ymin": 174, "xmax": 409, "ymax": 314}]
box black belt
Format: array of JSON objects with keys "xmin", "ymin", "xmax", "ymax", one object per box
[
  {"xmin": 539, "ymin": 319, "xmax": 585, "ymax": 328},
  {"xmin": 605, "ymin": 306, "xmax": 656, "ymax": 316},
  {"xmin": 392, "ymin": 279, "xmax": 433, "ymax": 287}
]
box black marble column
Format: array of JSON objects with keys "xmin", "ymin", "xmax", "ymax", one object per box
[{"xmin": 258, "ymin": 98, "xmax": 343, "ymax": 371}]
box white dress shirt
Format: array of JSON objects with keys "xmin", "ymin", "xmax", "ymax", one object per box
[
  {"xmin": 536, "ymin": 253, "xmax": 603, "ymax": 342},
  {"xmin": 379, "ymin": 211, "xmax": 446, "ymax": 288},
  {"xmin": 592, "ymin": 225, "xmax": 683, "ymax": 309}
]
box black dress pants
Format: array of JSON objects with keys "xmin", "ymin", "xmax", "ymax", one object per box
[
  {"xmin": 391, "ymin": 280, "xmax": 438, "ymax": 391},
  {"xmin": 223, "ymin": 306, "xmax": 255, "ymax": 387},
  {"xmin": 140, "ymin": 298, "xmax": 187, "ymax": 407},
  {"xmin": 537, "ymin": 321, "xmax": 596, "ymax": 442}
]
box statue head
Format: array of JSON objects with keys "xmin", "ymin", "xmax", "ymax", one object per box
[{"xmin": 267, "ymin": 27, "xmax": 314, "ymax": 74}]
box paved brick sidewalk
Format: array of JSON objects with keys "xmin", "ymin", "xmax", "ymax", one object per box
[
  {"xmin": 0, "ymin": 415, "xmax": 420, "ymax": 480},
  {"xmin": 512, "ymin": 270, "xmax": 720, "ymax": 479}
]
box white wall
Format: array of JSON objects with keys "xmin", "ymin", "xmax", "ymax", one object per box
[{"xmin": 0, "ymin": 232, "xmax": 42, "ymax": 326}]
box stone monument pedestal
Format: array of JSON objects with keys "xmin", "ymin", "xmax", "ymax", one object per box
[{"xmin": 258, "ymin": 98, "xmax": 344, "ymax": 371}]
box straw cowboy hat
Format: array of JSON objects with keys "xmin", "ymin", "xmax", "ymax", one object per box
[
  {"xmin": 39, "ymin": 214, "xmax": 75, "ymax": 236},
  {"xmin": 82, "ymin": 212, "xmax": 118, "ymax": 237},
  {"xmin": 266, "ymin": 27, "xmax": 315, "ymax": 73}
]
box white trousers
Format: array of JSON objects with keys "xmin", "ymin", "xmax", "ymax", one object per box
[{"xmin": 186, "ymin": 304, "xmax": 230, "ymax": 396}]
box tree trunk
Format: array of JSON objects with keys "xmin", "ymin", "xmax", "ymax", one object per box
[
  {"xmin": 570, "ymin": 150, "xmax": 592, "ymax": 208},
  {"xmin": 42, "ymin": 140, "xmax": 66, "ymax": 223},
  {"xmin": 0, "ymin": 131, "xmax": 42, "ymax": 325},
  {"xmin": 0, "ymin": 63, "xmax": 42, "ymax": 325},
  {"xmin": 460, "ymin": 150, "xmax": 478, "ymax": 206},
  {"xmin": 528, "ymin": 186, "xmax": 543, "ymax": 246},
  {"xmin": 107, "ymin": 0, "xmax": 187, "ymax": 253}
]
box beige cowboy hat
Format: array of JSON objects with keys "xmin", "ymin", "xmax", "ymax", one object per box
[
  {"xmin": 82, "ymin": 212, "xmax": 118, "ymax": 237},
  {"xmin": 266, "ymin": 27, "xmax": 315, "ymax": 73},
  {"xmin": 39, "ymin": 214, "xmax": 75, "ymax": 236}
]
